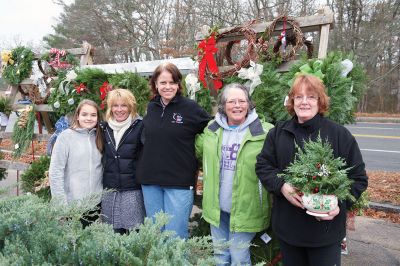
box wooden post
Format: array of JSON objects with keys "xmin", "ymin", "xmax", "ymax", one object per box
[{"xmin": 318, "ymin": 24, "xmax": 330, "ymax": 59}]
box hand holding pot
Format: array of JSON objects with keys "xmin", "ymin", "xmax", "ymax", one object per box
[
  {"xmin": 318, "ymin": 206, "xmax": 340, "ymax": 221},
  {"xmin": 281, "ymin": 183, "xmax": 304, "ymax": 209}
]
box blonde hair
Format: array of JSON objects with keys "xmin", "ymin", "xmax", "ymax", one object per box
[
  {"xmin": 71, "ymin": 99, "xmax": 104, "ymax": 152},
  {"xmin": 105, "ymin": 89, "xmax": 137, "ymax": 121}
]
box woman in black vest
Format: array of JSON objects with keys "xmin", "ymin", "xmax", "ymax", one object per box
[{"xmin": 101, "ymin": 88, "xmax": 145, "ymax": 234}]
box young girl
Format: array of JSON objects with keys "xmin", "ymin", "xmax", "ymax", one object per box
[{"xmin": 49, "ymin": 99, "xmax": 103, "ymax": 216}]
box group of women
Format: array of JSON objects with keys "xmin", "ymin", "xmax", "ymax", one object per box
[{"xmin": 49, "ymin": 62, "xmax": 368, "ymax": 266}]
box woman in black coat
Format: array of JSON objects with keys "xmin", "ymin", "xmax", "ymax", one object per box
[
  {"xmin": 101, "ymin": 89, "xmax": 145, "ymax": 234},
  {"xmin": 256, "ymin": 74, "xmax": 368, "ymax": 266}
]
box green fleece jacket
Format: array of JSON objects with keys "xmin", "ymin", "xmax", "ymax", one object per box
[{"xmin": 196, "ymin": 117, "xmax": 273, "ymax": 232}]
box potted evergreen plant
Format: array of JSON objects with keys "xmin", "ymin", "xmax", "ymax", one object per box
[{"xmin": 278, "ymin": 135, "xmax": 355, "ymax": 217}]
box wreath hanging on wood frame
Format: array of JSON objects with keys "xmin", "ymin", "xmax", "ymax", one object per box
[
  {"xmin": 260, "ymin": 15, "xmax": 306, "ymax": 61},
  {"xmin": 1, "ymin": 47, "xmax": 35, "ymax": 85}
]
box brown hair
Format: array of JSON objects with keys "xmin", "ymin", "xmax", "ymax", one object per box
[
  {"xmin": 71, "ymin": 99, "xmax": 104, "ymax": 153},
  {"xmin": 105, "ymin": 88, "xmax": 137, "ymax": 121},
  {"xmin": 149, "ymin": 62, "xmax": 183, "ymax": 98},
  {"xmin": 286, "ymin": 74, "xmax": 330, "ymax": 116}
]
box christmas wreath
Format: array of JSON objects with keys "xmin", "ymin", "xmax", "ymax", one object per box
[
  {"xmin": 1, "ymin": 46, "xmax": 35, "ymax": 85},
  {"xmin": 47, "ymin": 68, "xmax": 106, "ymax": 117},
  {"xmin": 278, "ymin": 135, "xmax": 354, "ymax": 202},
  {"xmin": 41, "ymin": 48, "xmax": 79, "ymax": 70}
]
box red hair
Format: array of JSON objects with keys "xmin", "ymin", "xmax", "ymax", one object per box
[{"xmin": 286, "ymin": 74, "xmax": 330, "ymax": 116}]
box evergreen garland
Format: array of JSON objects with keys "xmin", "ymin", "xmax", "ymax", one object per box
[
  {"xmin": 278, "ymin": 135, "xmax": 355, "ymax": 201},
  {"xmin": 108, "ymin": 72, "xmax": 150, "ymax": 116},
  {"xmin": 47, "ymin": 68, "xmax": 105, "ymax": 118},
  {"xmin": 195, "ymin": 86, "xmax": 214, "ymax": 115},
  {"xmin": 0, "ymin": 195, "xmax": 215, "ymax": 265},
  {"xmin": 11, "ymin": 106, "xmax": 36, "ymax": 158},
  {"xmin": 20, "ymin": 156, "xmax": 51, "ymax": 201},
  {"xmin": 221, "ymin": 51, "xmax": 367, "ymax": 125},
  {"xmin": 1, "ymin": 47, "xmax": 35, "ymax": 85}
]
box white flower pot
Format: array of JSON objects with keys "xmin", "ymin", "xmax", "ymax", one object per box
[{"xmin": 302, "ymin": 194, "xmax": 338, "ymax": 217}]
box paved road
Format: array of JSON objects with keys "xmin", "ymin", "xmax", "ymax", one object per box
[{"xmin": 345, "ymin": 122, "xmax": 400, "ymax": 172}]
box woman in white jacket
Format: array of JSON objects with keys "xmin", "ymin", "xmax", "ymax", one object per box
[{"xmin": 49, "ymin": 99, "xmax": 104, "ymax": 225}]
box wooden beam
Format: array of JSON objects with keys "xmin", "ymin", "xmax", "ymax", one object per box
[
  {"xmin": 82, "ymin": 57, "xmax": 197, "ymax": 76},
  {"xmin": 0, "ymin": 132, "xmax": 51, "ymax": 141},
  {"xmin": 195, "ymin": 7, "xmax": 334, "ymax": 42},
  {"xmin": 12, "ymin": 104, "xmax": 53, "ymax": 112},
  {"xmin": 0, "ymin": 160, "xmax": 29, "ymax": 171}
]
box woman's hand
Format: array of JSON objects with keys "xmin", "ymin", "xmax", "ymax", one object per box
[
  {"xmin": 281, "ymin": 183, "xmax": 304, "ymax": 209},
  {"xmin": 317, "ymin": 206, "xmax": 340, "ymax": 221}
]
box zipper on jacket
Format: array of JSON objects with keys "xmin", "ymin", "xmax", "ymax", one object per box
[
  {"xmin": 160, "ymin": 98, "xmax": 166, "ymax": 118},
  {"xmin": 88, "ymin": 132, "xmax": 92, "ymax": 194}
]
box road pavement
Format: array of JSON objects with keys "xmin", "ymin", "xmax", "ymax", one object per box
[{"xmin": 345, "ymin": 122, "xmax": 400, "ymax": 172}]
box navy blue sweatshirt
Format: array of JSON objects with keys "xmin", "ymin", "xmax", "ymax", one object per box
[{"xmin": 137, "ymin": 95, "xmax": 210, "ymax": 188}]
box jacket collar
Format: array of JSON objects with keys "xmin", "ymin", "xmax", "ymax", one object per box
[
  {"xmin": 283, "ymin": 113, "xmax": 322, "ymax": 135},
  {"xmin": 152, "ymin": 95, "xmax": 181, "ymax": 106},
  {"xmin": 208, "ymin": 117, "xmax": 264, "ymax": 137}
]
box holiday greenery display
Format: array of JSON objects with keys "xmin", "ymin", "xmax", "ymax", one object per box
[
  {"xmin": 278, "ymin": 135, "xmax": 354, "ymax": 202},
  {"xmin": 48, "ymin": 68, "xmax": 152, "ymax": 118},
  {"xmin": 108, "ymin": 71, "xmax": 150, "ymax": 115},
  {"xmin": 11, "ymin": 105, "xmax": 36, "ymax": 158},
  {"xmin": 0, "ymin": 96, "xmax": 12, "ymax": 116},
  {"xmin": 47, "ymin": 68, "xmax": 105, "ymax": 117},
  {"xmin": 20, "ymin": 156, "xmax": 51, "ymax": 201},
  {"xmin": 0, "ymin": 195, "xmax": 215, "ymax": 265},
  {"xmin": 1, "ymin": 46, "xmax": 35, "ymax": 85},
  {"xmin": 220, "ymin": 51, "xmax": 366, "ymax": 125}
]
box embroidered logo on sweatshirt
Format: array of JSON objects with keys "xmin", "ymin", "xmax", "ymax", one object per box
[{"xmin": 172, "ymin": 113, "xmax": 183, "ymax": 124}]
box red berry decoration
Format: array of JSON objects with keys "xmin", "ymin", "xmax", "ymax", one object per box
[
  {"xmin": 314, "ymin": 187, "xmax": 319, "ymax": 193},
  {"xmin": 312, "ymin": 175, "xmax": 317, "ymax": 180},
  {"xmin": 316, "ymin": 163, "xmax": 321, "ymax": 169}
]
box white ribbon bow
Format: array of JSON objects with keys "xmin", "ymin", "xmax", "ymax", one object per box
[
  {"xmin": 237, "ymin": 61, "xmax": 263, "ymax": 95},
  {"xmin": 58, "ymin": 70, "xmax": 77, "ymax": 95},
  {"xmin": 30, "ymin": 65, "xmax": 47, "ymax": 97},
  {"xmin": 340, "ymin": 59, "xmax": 353, "ymax": 77},
  {"xmin": 185, "ymin": 73, "xmax": 201, "ymax": 100}
]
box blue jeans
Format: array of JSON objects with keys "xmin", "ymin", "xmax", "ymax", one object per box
[
  {"xmin": 141, "ymin": 185, "xmax": 194, "ymax": 239},
  {"xmin": 210, "ymin": 211, "xmax": 256, "ymax": 266}
]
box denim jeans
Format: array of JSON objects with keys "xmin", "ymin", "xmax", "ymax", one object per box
[
  {"xmin": 141, "ymin": 185, "xmax": 194, "ymax": 239},
  {"xmin": 210, "ymin": 211, "xmax": 256, "ymax": 266}
]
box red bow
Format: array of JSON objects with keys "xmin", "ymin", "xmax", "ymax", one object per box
[
  {"xmin": 99, "ymin": 81, "xmax": 113, "ymax": 109},
  {"xmin": 197, "ymin": 34, "xmax": 222, "ymax": 90},
  {"xmin": 49, "ymin": 48, "xmax": 70, "ymax": 69}
]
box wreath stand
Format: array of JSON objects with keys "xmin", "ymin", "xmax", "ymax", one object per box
[
  {"xmin": 0, "ymin": 42, "xmax": 93, "ymax": 181},
  {"xmin": 195, "ymin": 6, "xmax": 334, "ymax": 93}
]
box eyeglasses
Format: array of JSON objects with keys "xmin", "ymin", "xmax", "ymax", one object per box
[
  {"xmin": 293, "ymin": 95, "xmax": 319, "ymax": 103},
  {"xmin": 226, "ymin": 99, "xmax": 248, "ymax": 106}
]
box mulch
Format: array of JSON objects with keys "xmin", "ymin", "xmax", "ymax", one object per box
[{"xmin": 1, "ymin": 140, "xmax": 399, "ymax": 223}]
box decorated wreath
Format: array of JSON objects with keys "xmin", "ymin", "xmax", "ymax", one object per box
[
  {"xmin": 1, "ymin": 46, "xmax": 35, "ymax": 85},
  {"xmin": 41, "ymin": 48, "xmax": 79, "ymax": 70}
]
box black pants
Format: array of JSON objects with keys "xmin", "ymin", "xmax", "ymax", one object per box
[
  {"xmin": 80, "ymin": 204, "xmax": 101, "ymax": 229},
  {"xmin": 279, "ymin": 238, "xmax": 341, "ymax": 266}
]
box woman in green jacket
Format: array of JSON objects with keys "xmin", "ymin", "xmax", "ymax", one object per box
[{"xmin": 196, "ymin": 83, "xmax": 273, "ymax": 265}]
